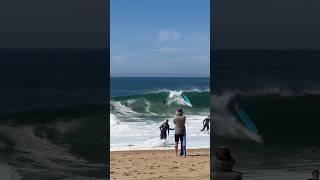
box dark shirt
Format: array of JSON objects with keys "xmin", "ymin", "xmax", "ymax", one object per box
[{"xmin": 203, "ymin": 118, "xmax": 210, "ymax": 125}]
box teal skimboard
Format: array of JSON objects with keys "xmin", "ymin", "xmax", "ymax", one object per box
[
  {"xmin": 235, "ymin": 104, "xmax": 258, "ymax": 134},
  {"xmin": 182, "ymin": 94, "xmax": 192, "ymax": 107}
]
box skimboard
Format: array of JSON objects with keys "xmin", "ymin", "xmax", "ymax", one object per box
[
  {"xmin": 164, "ymin": 93, "xmax": 192, "ymax": 107},
  {"xmin": 182, "ymin": 94, "xmax": 192, "ymax": 107},
  {"xmin": 235, "ymin": 104, "xmax": 258, "ymax": 133},
  {"xmin": 180, "ymin": 129, "xmax": 186, "ymax": 157}
]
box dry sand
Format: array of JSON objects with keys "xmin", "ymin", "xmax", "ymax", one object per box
[{"xmin": 110, "ymin": 148, "xmax": 210, "ymax": 180}]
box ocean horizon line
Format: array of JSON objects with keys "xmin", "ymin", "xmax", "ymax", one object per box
[{"xmin": 110, "ymin": 76, "xmax": 210, "ymax": 78}]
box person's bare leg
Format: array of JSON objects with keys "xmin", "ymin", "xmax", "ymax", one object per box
[{"xmin": 175, "ymin": 142, "xmax": 178, "ymax": 156}]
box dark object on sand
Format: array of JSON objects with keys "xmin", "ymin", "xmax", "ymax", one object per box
[{"xmin": 212, "ymin": 146, "xmax": 242, "ymax": 180}]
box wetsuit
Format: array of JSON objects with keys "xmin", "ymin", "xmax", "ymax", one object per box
[
  {"xmin": 201, "ymin": 118, "xmax": 210, "ymax": 131},
  {"xmin": 162, "ymin": 99, "xmax": 166, "ymax": 104},
  {"xmin": 159, "ymin": 122, "xmax": 172, "ymax": 140}
]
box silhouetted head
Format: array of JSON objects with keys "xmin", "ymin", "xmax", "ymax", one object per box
[
  {"xmin": 312, "ymin": 169, "xmax": 319, "ymax": 180},
  {"xmin": 214, "ymin": 146, "xmax": 235, "ymax": 172},
  {"xmin": 215, "ymin": 146, "xmax": 232, "ymax": 161},
  {"xmin": 176, "ymin": 108, "xmax": 183, "ymax": 115}
]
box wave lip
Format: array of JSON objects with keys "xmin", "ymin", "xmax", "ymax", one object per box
[{"xmin": 111, "ymin": 90, "xmax": 210, "ymax": 118}]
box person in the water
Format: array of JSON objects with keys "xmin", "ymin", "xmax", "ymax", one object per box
[
  {"xmin": 159, "ymin": 119, "xmax": 173, "ymax": 140},
  {"xmin": 201, "ymin": 115, "xmax": 210, "ymax": 132},
  {"xmin": 161, "ymin": 99, "xmax": 168, "ymax": 107},
  {"xmin": 162, "ymin": 99, "xmax": 166, "ymax": 104}
]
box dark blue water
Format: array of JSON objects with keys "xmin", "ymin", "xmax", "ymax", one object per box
[
  {"xmin": 0, "ymin": 49, "xmax": 107, "ymax": 179},
  {"xmin": 111, "ymin": 77, "xmax": 209, "ymax": 97},
  {"xmin": 212, "ymin": 49, "xmax": 320, "ymax": 93},
  {"xmin": 0, "ymin": 48, "xmax": 107, "ymax": 114}
]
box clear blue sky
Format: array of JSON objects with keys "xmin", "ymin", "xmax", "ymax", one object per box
[{"xmin": 111, "ymin": 0, "xmax": 209, "ymax": 77}]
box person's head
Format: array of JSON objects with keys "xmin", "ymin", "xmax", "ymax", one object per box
[
  {"xmin": 165, "ymin": 119, "xmax": 169, "ymax": 123},
  {"xmin": 176, "ymin": 108, "xmax": 183, "ymax": 116},
  {"xmin": 215, "ymin": 146, "xmax": 232, "ymax": 161},
  {"xmin": 214, "ymin": 146, "xmax": 235, "ymax": 172},
  {"xmin": 312, "ymin": 169, "xmax": 319, "ymax": 180}
]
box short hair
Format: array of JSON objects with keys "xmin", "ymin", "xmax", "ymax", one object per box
[
  {"xmin": 215, "ymin": 146, "xmax": 231, "ymax": 161},
  {"xmin": 313, "ymin": 169, "xmax": 319, "ymax": 176}
]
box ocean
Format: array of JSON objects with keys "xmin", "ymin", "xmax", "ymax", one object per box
[
  {"xmin": 0, "ymin": 49, "xmax": 107, "ymax": 179},
  {"xmin": 110, "ymin": 77, "xmax": 210, "ymax": 151},
  {"xmin": 212, "ymin": 49, "xmax": 320, "ymax": 179}
]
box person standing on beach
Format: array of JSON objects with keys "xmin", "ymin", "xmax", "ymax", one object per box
[{"xmin": 173, "ymin": 108, "xmax": 186, "ymax": 156}]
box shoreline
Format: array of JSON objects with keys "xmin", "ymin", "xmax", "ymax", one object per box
[
  {"xmin": 110, "ymin": 148, "xmax": 210, "ymax": 180},
  {"xmin": 110, "ymin": 146, "xmax": 210, "ymax": 152}
]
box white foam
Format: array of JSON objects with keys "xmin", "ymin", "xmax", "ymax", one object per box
[
  {"xmin": 110, "ymin": 113, "xmax": 210, "ymax": 151},
  {"xmin": 0, "ymin": 125, "xmax": 100, "ymax": 176},
  {"xmin": 149, "ymin": 88, "xmax": 209, "ymax": 94},
  {"xmin": 110, "ymin": 101, "xmax": 140, "ymax": 116},
  {"xmin": 0, "ymin": 163, "xmax": 22, "ymax": 180},
  {"xmin": 165, "ymin": 90, "xmax": 192, "ymax": 107},
  {"xmin": 144, "ymin": 100, "xmax": 158, "ymax": 116},
  {"xmin": 212, "ymin": 93, "xmax": 263, "ymax": 143}
]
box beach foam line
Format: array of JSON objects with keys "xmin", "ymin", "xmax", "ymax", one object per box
[{"xmin": 110, "ymin": 146, "xmax": 210, "ymax": 152}]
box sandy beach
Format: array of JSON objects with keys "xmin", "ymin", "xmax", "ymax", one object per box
[{"xmin": 110, "ymin": 148, "xmax": 210, "ymax": 180}]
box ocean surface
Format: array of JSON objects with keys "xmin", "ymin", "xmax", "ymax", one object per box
[
  {"xmin": 212, "ymin": 49, "xmax": 320, "ymax": 180},
  {"xmin": 0, "ymin": 49, "xmax": 107, "ymax": 179},
  {"xmin": 110, "ymin": 77, "xmax": 210, "ymax": 151}
]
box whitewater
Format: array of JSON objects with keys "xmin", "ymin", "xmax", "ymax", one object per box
[{"xmin": 110, "ymin": 89, "xmax": 210, "ymax": 151}]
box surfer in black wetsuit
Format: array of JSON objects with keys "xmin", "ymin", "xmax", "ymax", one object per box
[
  {"xmin": 159, "ymin": 119, "xmax": 174, "ymax": 140},
  {"xmin": 201, "ymin": 115, "xmax": 210, "ymax": 131},
  {"xmin": 161, "ymin": 99, "xmax": 166, "ymax": 104},
  {"xmin": 161, "ymin": 99, "xmax": 169, "ymax": 107}
]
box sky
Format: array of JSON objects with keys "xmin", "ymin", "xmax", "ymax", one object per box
[
  {"xmin": 0, "ymin": 0, "xmax": 108, "ymax": 49},
  {"xmin": 214, "ymin": 0, "xmax": 320, "ymax": 49},
  {"xmin": 111, "ymin": 0, "xmax": 210, "ymax": 77}
]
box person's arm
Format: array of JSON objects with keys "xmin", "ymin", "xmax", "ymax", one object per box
[
  {"xmin": 167, "ymin": 125, "xmax": 170, "ymax": 135},
  {"xmin": 203, "ymin": 119, "xmax": 206, "ymax": 125}
]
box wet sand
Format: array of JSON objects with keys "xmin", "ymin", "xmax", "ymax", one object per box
[{"xmin": 110, "ymin": 148, "xmax": 210, "ymax": 180}]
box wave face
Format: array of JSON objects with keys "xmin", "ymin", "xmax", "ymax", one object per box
[
  {"xmin": 0, "ymin": 104, "xmax": 106, "ymax": 179},
  {"xmin": 212, "ymin": 50, "xmax": 320, "ymax": 145},
  {"xmin": 0, "ymin": 49, "xmax": 107, "ymax": 179},
  {"xmin": 110, "ymin": 90, "xmax": 210, "ymax": 151},
  {"xmin": 213, "ymin": 90, "xmax": 320, "ymax": 145},
  {"xmin": 112, "ymin": 90, "xmax": 210, "ymax": 117},
  {"xmin": 211, "ymin": 50, "xmax": 320, "ymax": 178}
]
